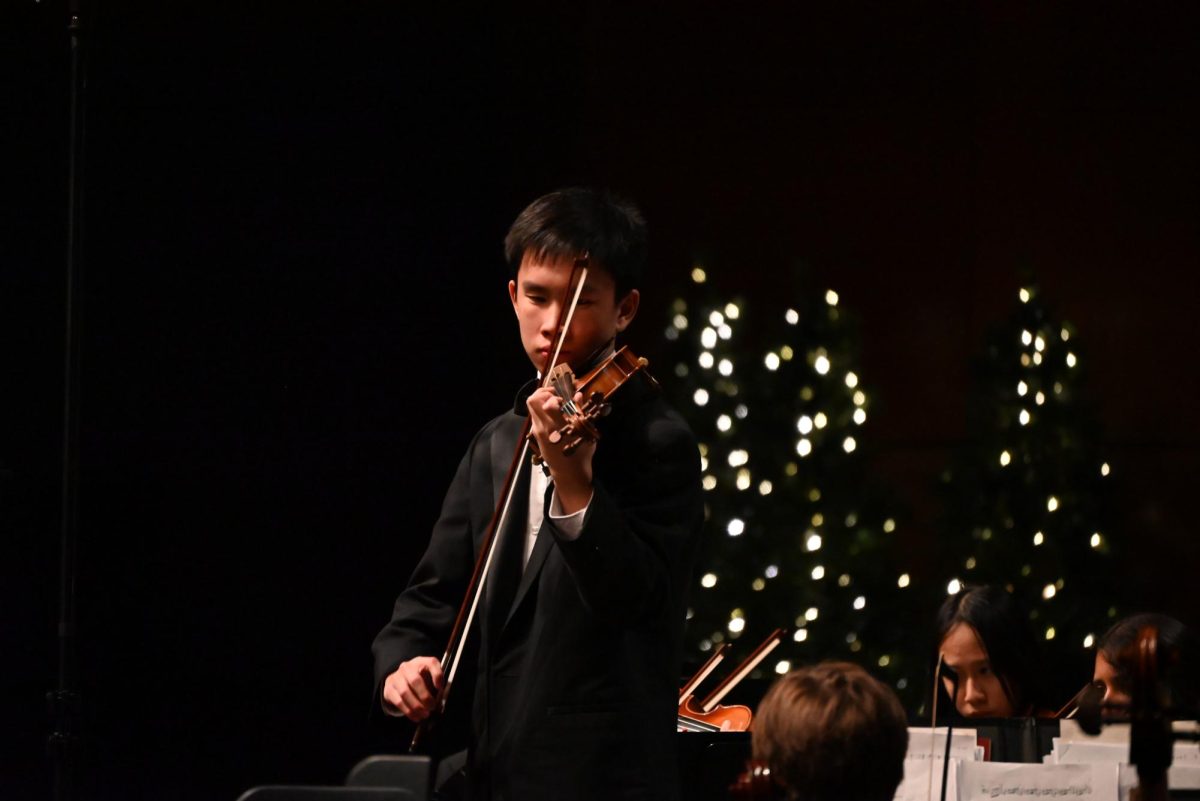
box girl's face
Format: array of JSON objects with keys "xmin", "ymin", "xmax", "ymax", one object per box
[
  {"xmin": 940, "ymin": 622, "xmax": 1017, "ymax": 718},
  {"xmin": 1093, "ymin": 652, "xmax": 1131, "ymax": 706}
]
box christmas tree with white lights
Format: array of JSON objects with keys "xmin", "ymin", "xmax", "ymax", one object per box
[
  {"xmin": 935, "ymin": 283, "xmax": 1119, "ymax": 701},
  {"xmin": 663, "ymin": 266, "xmax": 922, "ymax": 705}
]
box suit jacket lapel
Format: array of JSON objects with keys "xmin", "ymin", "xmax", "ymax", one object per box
[
  {"xmin": 485, "ymin": 414, "xmax": 529, "ymax": 635},
  {"xmin": 488, "ymin": 388, "xmax": 559, "ymax": 634},
  {"xmin": 503, "ymin": 514, "xmax": 553, "ymax": 632},
  {"xmin": 490, "ymin": 377, "xmax": 539, "ymax": 511},
  {"xmin": 490, "ymin": 413, "xmax": 524, "ymax": 511}
]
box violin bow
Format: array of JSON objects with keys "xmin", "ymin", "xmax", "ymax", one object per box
[
  {"xmin": 697, "ymin": 628, "xmax": 786, "ymax": 713},
  {"xmin": 678, "ymin": 643, "xmax": 737, "ymax": 733},
  {"xmin": 679, "ymin": 643, "xmax": 732, "ymax": 703},
  {"xmin": 410, "ymin": 255, "xmax": 589, "ymax": 750},
  {"xmin": 1055, "ymin": 681, "xmax": 1097, "ymax": 719}
]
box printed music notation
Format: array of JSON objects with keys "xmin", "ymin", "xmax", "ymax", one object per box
[{"xmin": 959, "ymin": 763, "xmax": 1118, "ymax": 801}]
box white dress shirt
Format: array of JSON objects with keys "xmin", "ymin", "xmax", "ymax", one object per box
[{"xmin": 525, "ymin": 461, "xmax": 590, "ymax": 568}]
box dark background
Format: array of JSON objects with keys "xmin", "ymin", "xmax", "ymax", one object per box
[{"xmin": 6, "ymin": 2, "xmax": 1199, "ymax": 800}]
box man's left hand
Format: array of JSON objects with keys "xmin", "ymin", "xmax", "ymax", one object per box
[{"xmin": 526, "ymin": 386, "xmax": 595, "ymax": 514}]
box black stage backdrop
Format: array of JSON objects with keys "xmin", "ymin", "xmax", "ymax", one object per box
[{"xmin": 6, "ymin": 3, "xmax": 1200, "ymax": 800}]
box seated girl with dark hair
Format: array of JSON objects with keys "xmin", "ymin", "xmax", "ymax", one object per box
[
  {"xmin": 936, "ymin": 584, "xmax": 1050, "ymax": 718},
  {"xmin": 1093, "ymin": 613, "xmax": 1199, "ymax": 716}
]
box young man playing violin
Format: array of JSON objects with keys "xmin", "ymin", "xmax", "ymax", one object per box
[{"xmin": 372, "ymin": 188, "xmax": 705, "ymax": 801}]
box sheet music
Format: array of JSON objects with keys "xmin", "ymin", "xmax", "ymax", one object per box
[
  {"xmin": 1050, "ymin": 723, "xmax": 1200, "ymax": 771},
  {"xmin": 895, "ymin": 756, "xmax": 960, "ymax": 801},
  {"xmin": 959, "ymin": 761, "xmax": 1119, "ymax": 801},
  {"xmin": 1115, "ymin": 764, "xmax": 1200, "ymax": 799},
  {"xmin": 907, "ymin": 727, "xmax": 982, "ymax": 762},
  {"xmin": 894, "ymin": 727, "xmax": 981, "ymax": 801},
  {"xmin": 1057, "ymin": 719, "xmax": 1200, "ymax": 746}
]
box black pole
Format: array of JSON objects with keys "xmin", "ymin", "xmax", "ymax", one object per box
[
  {"xmin": 49, "ymin": 0, "xmax": 87, "ymax": 798},
  {"xmin": 940, "ymin": 673, "xmax": 958, "ymax": 801}
]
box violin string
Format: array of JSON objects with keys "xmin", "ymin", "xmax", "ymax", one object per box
[
  {"xmin": 556, "ymin": 339, "xmax": 615, "ymax": 416},
  {"xmin": 676, "ymin": 714, "xmax": 723, "ymax": 733},
  {"xmin": 553, "ymin": 370, "xmax": 575, "ymax": 415}
]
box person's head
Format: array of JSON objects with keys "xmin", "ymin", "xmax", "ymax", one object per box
[
  {"xmin": 752, "ymin": 662, "xmax": 908, "ymax": 801},
  {"xmin": 1093, "ymin": 613, "xmax": 1198, "ymax": 713},
  {"xmin": 504, "ymin": 188, "xmax": 645, "ymax": 373},
  {"xmin": 936, "ymin": 585, "xmax": 1041, "ymax": 718}
]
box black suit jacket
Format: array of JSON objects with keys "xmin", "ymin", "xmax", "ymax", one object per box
[{"xmin": 372, "ymin": 379, "xmax": 704, "ymax": 801}]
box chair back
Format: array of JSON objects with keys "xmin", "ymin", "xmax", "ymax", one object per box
[
  {"xmin": 345, "ymin": 755, "xmax": 432, "ymax": 799},
  {"xmin": 236, "ymin": 785, "xmax": 419, "ymax": 801}
]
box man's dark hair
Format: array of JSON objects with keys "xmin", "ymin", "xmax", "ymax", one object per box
[
  {"xmin": 753, "ymin": 662, "xmax": 909, "ymax": 801},
  {"xmin": 504, "ymin": 187, "xmax": 646, "ymax": 299},
  {"xmin": 1098, "ymin": 613, "xmax": 1199, "ymax": 714},
  {"xmin": 936, "ymin": 584, "xmax": 1045, "ymax": 715}
]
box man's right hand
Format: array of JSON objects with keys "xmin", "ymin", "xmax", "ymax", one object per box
[{"xmin": 382, "ymin": 656, "xmax": 444, "ymax": 722}]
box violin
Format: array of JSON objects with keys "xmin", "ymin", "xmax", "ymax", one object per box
[
  {"xmin": 678, "ymin": 629, "xmax": 786, "ymax": 733},
  {"xmin": 534, "ymin": 345, "xmax": 659, "ymax": 458}
]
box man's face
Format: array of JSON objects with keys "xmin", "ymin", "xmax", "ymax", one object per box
[{"xmin": 508, "ymin": 252, "xmax": 639, "ymax": 374}]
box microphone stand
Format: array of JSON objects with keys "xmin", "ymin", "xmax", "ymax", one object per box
[{"xmin": 48, "ymin": 0, "xmax": 88, "ymax": 799}]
